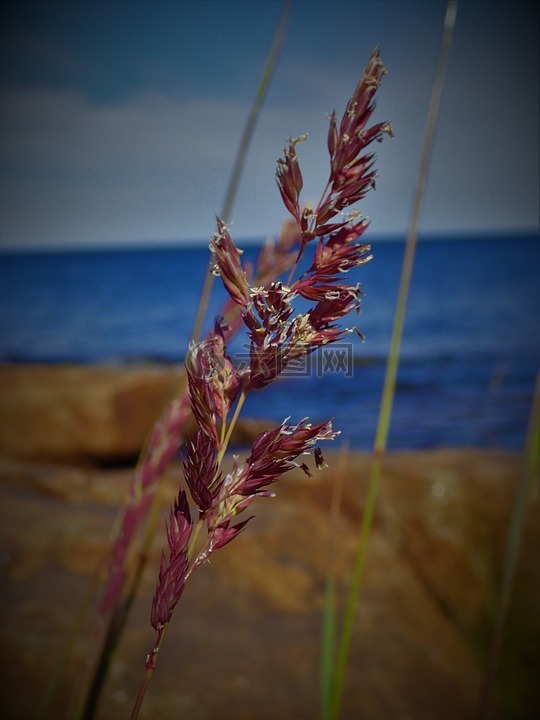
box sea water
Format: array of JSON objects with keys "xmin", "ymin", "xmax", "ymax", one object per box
[{"xmin": 1, "ymin": 233, "xmax": 538, "ymax": 449}]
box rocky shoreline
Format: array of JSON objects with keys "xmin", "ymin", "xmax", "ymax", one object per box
[
  {"xmin": 0, "ymin": 364, "xmax": 538, "ymax": 719},
  {"xmin": 0, "ymin": 363, "xmax": 270, "ymax": 464}
]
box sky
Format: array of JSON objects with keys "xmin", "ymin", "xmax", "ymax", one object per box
[{"xmin": 0, "ymin": 0, "xmax": 538, "ymax": 250}]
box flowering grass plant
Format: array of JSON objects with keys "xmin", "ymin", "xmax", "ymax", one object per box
[
  {"xmin": 127, "ymin": 47, "xmax": 392, "ymax": 719},
  {"xmin": 64, "ymin": 6, "xmax": 530, "ymax": 718}
]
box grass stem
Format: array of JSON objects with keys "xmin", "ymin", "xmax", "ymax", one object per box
[
  {"xmin": 81, "ymin": 481, "xmax": 165, "ymax": 720},
  {"xmin": 217, "ymin": 390, "xmax": 247, "ymax": 466},
  {"xmin": 130, "ymin": 623, "xmax": 169, "ymax": 720},
  {"xmin": 323, "ymin": 2, "xmax": 458, "ymax": 717},
  {"xmin": 190, "ymin": 0, "xmax": 290, "ymax": 344},
  {"xmin": 475, "ymin": 371, "xmax": 539, "ymax": 718},
  {"xmin": 320, "ymin": 441, "xmax": 348, "ymax": 715},
  {"xmin": 69, "ymin": 9, "xmax": 290, "ymax": 718}
]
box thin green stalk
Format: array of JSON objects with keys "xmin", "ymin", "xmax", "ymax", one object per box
[
  {"xmin": 217, "ymin": 389, "xmax": 247, "ymax": 466},
  {"xmin": 475, "ymin": 371, "xmax": 539, "ymax": 719},
  {"xmin": 320, "ymin": 442, "xmax": 348, "ymax": 715},
  {"xmin": 320, "ymin": 580, "xmax": 336, "ymax": 714},
  {"xmin": 190, "ymin": 0, "xmax": 291, "ymax": 344},
  {"xmin": 66, "ymin": 9, "xmax": 291, "ymax": 720},
  {"xmin": 35, "ymin": 583, "xmax": 95, "ymax": 720},
  {"xmin": 79, "ymin": 601, "xmax": 130, "ymax": 720},
  {"xmin": 323, "ymin": 2, "xmax": 458, "ymax": 717}
]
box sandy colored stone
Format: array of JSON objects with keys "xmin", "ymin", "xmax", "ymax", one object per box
[
  {"xmin": 1, "ymin": 448, "xmax": 538, "ymax": 720},
  {"xmin": 0, "ymin": 364, "xmax": 179, "ymax": 462},
  {"xmin": 0, "ymin": 364, "xmax": 269, "ymax": 463}
]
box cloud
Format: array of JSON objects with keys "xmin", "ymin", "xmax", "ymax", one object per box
[
  {"xmin": 0, "ymin": 87, "xmax": 277, "ymax": 247},
  {"xmin": 1, "ymin": 12, "xmax": 539, "ymax": 253},
  {"xmin": 1, "ymin": 87, "xmax": 249, "ymax": 170},
  {"xmin": 1, "ymin": 83, "xmax": 398, "ymax": 248}
]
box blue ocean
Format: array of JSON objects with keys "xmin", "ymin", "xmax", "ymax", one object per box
[{"xmin": 1, "ymin": 234, "xmax": 539, "ymax": 450}]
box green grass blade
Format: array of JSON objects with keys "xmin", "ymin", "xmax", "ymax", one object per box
[
  {"xmin": 38, "ymin": 9, "xmax": 291, "ymax": 720},
  {"xmin": 475, "ymin": 371, "xmax": 540, "ymax": 718},
  {"xmin": 325, "ymin": 3, "xmax": 458, "ymax": 717},
  {"xmin": 190, "ymin": 0, "xmax": 291, "ymax": 344},
  {"xmin": 320, "ymin": 577, "xmax": 337, "ymax": 714},
  {"xmin": 220, "ymin": 0, "xmax": 291, "ymax": 224},
  {"xmin": 320, "ymin": 442, "xmax": 348, "ymax": 716}
]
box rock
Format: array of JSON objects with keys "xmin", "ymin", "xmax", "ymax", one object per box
[
  {"xmin": 0, "ymin": 364, "xmax": 269, "ymax": 463},
  {"xmin": 0, "ymin": 449, "xmax": 538, "ymax": 719},
  {"xmin": 0, "ymin": 363, "xmax": 181, "ymax": 462}
]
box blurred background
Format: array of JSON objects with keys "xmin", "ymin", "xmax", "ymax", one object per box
[
  {"xmin": 1, "ymin": 5, "xmax": 539, "ymax": 720},
  {"xmin": 1, "ymin": 0, "xmax": 539, "ymax": 450}
]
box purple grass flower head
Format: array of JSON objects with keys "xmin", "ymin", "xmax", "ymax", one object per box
[
  {"xmin": 198, "ymin": 418, "xmax": 338, "ymax": 560},
  {"xmin": 238, "ymin": 274, "xmax": 363, "ymax": 390},
  {"xmin": 210, "ymin": 219, "xmax": 251, "ymax": 307},
  {"xmin": 185, "ymin": 340, "xmax": 220, "ymax": 442},
  {"xmin": 185, "ymin": 324, "xmax": 242, "ymax": 443},
  {"xmin": 311, "ymin": 234, "xmax": 372, "ymax": 276},
  {"xmin": 126, "ymin": 52, "xmax": 393, "ymax": 720},
  {"xmin": 239, "ymin": 417, "xmax": 338, "ymax": 494},
  {"xmin": 181, "ymin": 428, "xmax": 220, "ymax": 515},
  {"xmin": 308, "ymin": 285, "xmax": 362, "ymax": 327},
  {"xmin": 276, "ymin": 134, "xmax": 307, "ymax": 226},
  {"xmin": 151, "ymin": 489, "xmax": 193, "ymax": 630},
  {"xmin": 331, "ymin": 48, "xmax": 392, "ymax": 175},
  {"xmin": 206, "ymin": 516, "xmax": 254, "ymax": 552},
  {"xmin": 210, "ymin": 55, "xmax": 392, "ymax": 387},
  {"xmin": 240, "ymin": 282, "xmax": 299, "ymax": 389},
  {"xmin": 249, "ymin": 282, "xmax": 296, "ymax": 331},
  {"xmin": 139, "ymin": 52, "xmax": 390, "ymax": 704},
  {"xmin": 277, "ymin": 47, "xmax": 392, "ymax": 246}
]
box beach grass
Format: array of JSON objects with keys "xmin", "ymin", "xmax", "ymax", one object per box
[{"xmin": 4, "ymin": 1, "xmax": 536, "ymax": 718}]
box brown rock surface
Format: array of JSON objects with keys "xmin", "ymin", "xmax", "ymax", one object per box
[
  {"xmin": 0, "ymin": 363, "xmax": 181, "ymax": 462},
  {"xmin": 0, "ymin": 364, "xmax": 268, "ymax": 463},
  {"xmin": 1, "ymin": 448, "xmax": 538, "ymax": 720}
]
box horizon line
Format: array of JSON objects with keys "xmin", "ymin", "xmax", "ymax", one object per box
[{"xmin": 1, "ymin": 227, "xmax": 539, "ymax": 254}]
